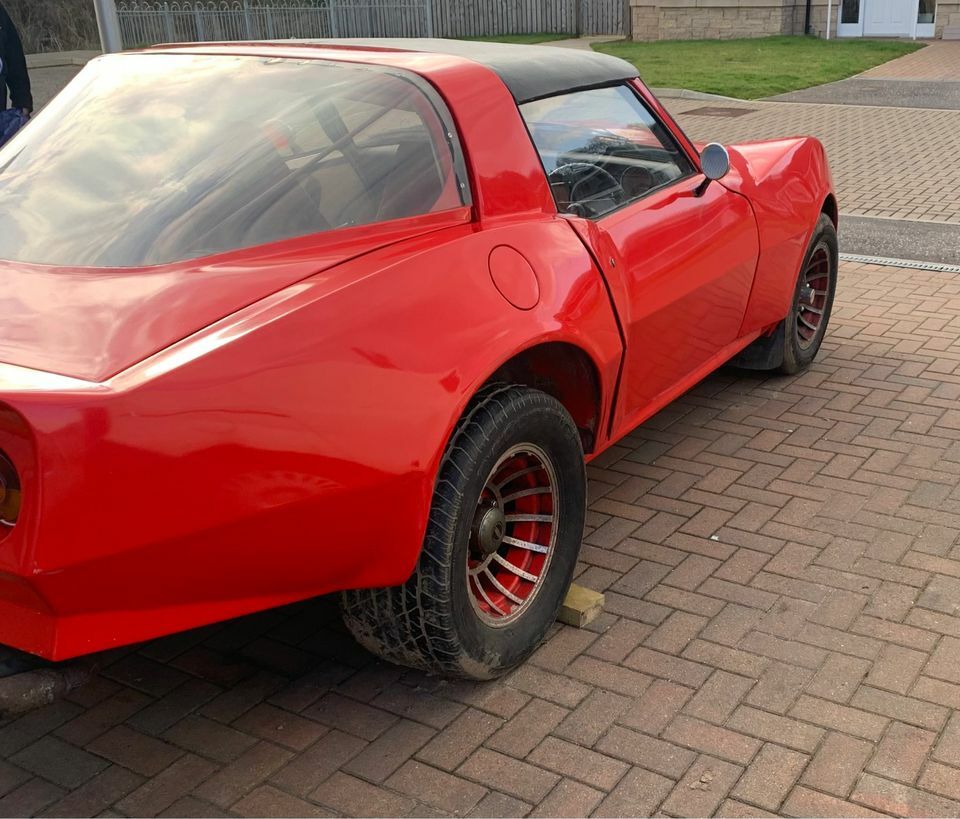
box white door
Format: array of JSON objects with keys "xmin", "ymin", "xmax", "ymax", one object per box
[{"xmin": 863, "ymin": 0, "xmax": 912, "ymax": 34}]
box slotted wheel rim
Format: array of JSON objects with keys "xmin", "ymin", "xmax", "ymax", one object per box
[
  {"xmin": 796, "ymin": 246, "xmax": 830, "ymax": 350},
  {"xmin": 466, "ymin": 443, "xmax": 558, "ymax": 628}
]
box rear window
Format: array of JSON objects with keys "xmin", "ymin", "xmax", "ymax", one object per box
[{"xmin": 0, "ymin": 53, "xmax": 467, "ymax": 268}]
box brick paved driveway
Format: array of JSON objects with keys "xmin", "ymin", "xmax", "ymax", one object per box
[
  {"xmin": 668, "ymin": 100, "xmax": 960, "ymax": 225},
  {"xmin": 2, "ymin": 258, "xmax": 960, "ymax": 818}
]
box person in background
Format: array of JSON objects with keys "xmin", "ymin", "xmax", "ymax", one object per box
[{"xmin": 0, "ymin": 2, "xmax": 32, "ymax": 117}]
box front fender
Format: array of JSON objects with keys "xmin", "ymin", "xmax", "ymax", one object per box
[{"xmin": 721, "ymin": 136, "xmax": 835, "ymax": 335}]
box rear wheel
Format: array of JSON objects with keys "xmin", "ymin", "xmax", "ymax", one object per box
[
  {"xmin": 780, "ymin": 213, "xmax": 838, "ymax": 374},
  {"xmin": 340, "ymin": 386, "xmax": 586, "ymax": 679}
]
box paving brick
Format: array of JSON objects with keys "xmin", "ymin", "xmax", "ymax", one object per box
[
  {"xmin": 117, "ymin": 754, "xmax": 218, "ymax": 817},
  {"xmin": 802, "ymin": 731, "xmax": 874, "ymax": 797},
  {"xmin": 87, "ymin": 725, "xmax": 184, "ymax": 777},
  {"xmin": 301, "ymin": 692, "xmax": 397, "ymax": 741},
  {"xmin": 529, "ymin": 778, "xmax": 603, "ymax": 818},
  {"xmin": 54, "ymin": 689, "xmax": 152, "ymax": 747},
  {"xmin": 726, "ymin": 705, "xmax": 825, "ymax": 753},
  {"xmin": 850, "ymin": 686, "xmax": 948, "ymax": 731},
  {"xmin": 11, "ymin": 736, "xmax": 109, "ymax": 790},
  {"xmin": 160, "ymin": 795, "xmax": 234, "ymax": 817},
  {"xmin": 592, "ymin": 767, "xmax": 672, "ymax": 818},
  {"xmin": 746, "ymin": 662, "xmax": 811, "ymax": 714},
  {"xmin": 552, "ymin": 689, "xmax": 630, "ymax": 747},
  {"xmin": 661, "ymin": 754, "xmax": 743, "ymax": 817},
  {"xmin": 618, "ymin": 679, "xmax": 693, "ymax": 736},
  {"xmin": 932, "ymin": 712, "xmax": 960, "ymax": 767},
  {"xmin": 790, "ymin": 696, "xmax": 889, "ymax": 741},
  {"xmin": 868, "ymin": 722, "xmax": 936, "ymax": 784},
  {"xmin": 231, "ymin": 785, "xmax": 332, "ymax": 817},
  {"xmin": 528, "ymin": 737, "xmax": 628, "ymax": 791},
  {"xmin": 269, "ymin": 729, "xmax": 366, "ymax": 797},
  {"xmin": 681, "ymin": 639, "xmax": 768, "ymax": 678},
  {"xmin": 232, "ymin": 704, "xmax": 327, "ymax": 752},
  {"xmin": 782, "ymin": 786, "xmax": 886, "ymax": 818},
  {"xmin": 467, "ymin": 791, "xmax": 531, "ymax": 818},
  {"xmin": 730, "ymin": 743, "xmax": 807, "ymax": 812},
  {"xmin": 416, "ymin": 708, "xmax": 502, "ymax": 772},
  {"xmin": 310, "ymin": 771, "xmax": 416, "ymax": 817},
  {"xmin": 683, "ymin": 670, "xmax": 754, "ymax": 724},
  {"xmin": 662, "ymin": 715, "xmax": 761, "ymax": 765},
  {"xmin": 806, "ymin": 653, "xmax": 871, "ymax": 703},
  {"xmin": 485, "ymin": 698, "xmax": 567, "ymax": 759},
  {"xmin": 0, "ymin": 779, "xmax": 66, "ymax": 818},
  {"xmin": 505, "ymin": 666, "xmax": 590, "ymax": 709},
  {"xmin": 565, "ymin": 656, "xmax": 653, "ymax": 698},
  {"xmin": 622, "ymin": 646, "xmax": 712, "ymax": 688},
  {"xmin": 40, "ymin": 765, "xmax": 143, "ymax": 818},
  {"xmin": 595, "ymin": 726, "xmax": 696, "ymax": 779},
  {"xmin": 644, "ymin": 610, "xmax": 709, "ymax": 654},
  {"xmin": 919, "ymin": 761, "xmax": 960, "ymax": 802},
  {"xmin": 458, "ymin": 748, "xmax": 559, "ymax": 804},
  {"xmin": 341, "ymin": 718, "xmax": 434, "ymax": 784},
  {"xmin": 585, "ymin": 619, "xmax": 654, "ymax": 663},
  {"xmin": 194, "ymin": 741, "xmax": 292, "ymax": 808},
  {"xmin": 386, "ymin": 760, "xmax": 486, "ymax": 815},
  {"xmin": 852, "ymin": 772, "xmax": 960, "ymax": 817},
  {"xmin": 866, "ymin": 644, "xmax": 928, "ymax": 695}
]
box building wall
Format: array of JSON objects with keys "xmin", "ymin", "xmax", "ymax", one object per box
[
  {"xmin": 935, "ymin": 1, "xmax": 960, "ymax": 35},
  {"xmin": 629, "ymin": 0, "xmax": 912, "ymax": 38}
]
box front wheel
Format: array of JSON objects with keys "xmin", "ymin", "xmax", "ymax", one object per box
[
  {"xmin": 781, "ymin": 213, "xmax": 839, "ymax": 374},
  {"xmin": 341, "ymin": 386, "xmax": 586, "ymax": 679}
]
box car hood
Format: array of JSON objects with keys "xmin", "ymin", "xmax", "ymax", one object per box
[{"xmin": 0, "ymin": 213, "xmax": 467, "ymax": 383}]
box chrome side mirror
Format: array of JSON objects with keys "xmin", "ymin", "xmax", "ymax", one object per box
[{"xmin": 700, "ymin": 143, "xmax": 730, "ymax": 181}]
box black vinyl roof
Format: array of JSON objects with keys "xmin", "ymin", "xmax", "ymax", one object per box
[{"xmin": 306, "ymin": 38, "xmax": 640, "ymax": 103}]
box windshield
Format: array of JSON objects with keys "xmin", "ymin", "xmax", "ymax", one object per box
[{"xmin": 0, "ymin": 53, "xmax": 466, "ymax": 268}]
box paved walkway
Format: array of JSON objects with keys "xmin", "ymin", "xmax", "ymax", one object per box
[
  {"xmin": 859, "ymin": 41, "xmax": 960, "ymax": 80},
  {"xmin": 668, "ymin": 98, "xmax": 960, "ymax": 225},
  {"xmin": 2, "ymin": 260, "xmax": 960, "ymax": 818},
  {"xmin": 768, "ymin": 42, "xmax": 960, "ymax": 110}
]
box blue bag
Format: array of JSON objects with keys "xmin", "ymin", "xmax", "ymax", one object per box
[{"xmin": 0, "ymin": 108, "xmax": 28, "ymax": 147}]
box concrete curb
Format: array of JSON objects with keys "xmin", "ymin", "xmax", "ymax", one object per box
[
  {"xmin": 26, "ymin": 51, "xmax": 100, "ymax": 69},
  {"xmin": 0, "ymin": 662, "xmax": 95, "ymax": 717},
  {"xmin": 652, "ymin": 87, "xmax": 749, "ymax": 102}
]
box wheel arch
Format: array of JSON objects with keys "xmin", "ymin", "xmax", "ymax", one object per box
[
  {"xmin": 479, "ymin": 341, "xmax": 604, "ymax": 455},
  {"xmin": 822, "ymin": 194, "xmax": 838, "ymax": 228}
]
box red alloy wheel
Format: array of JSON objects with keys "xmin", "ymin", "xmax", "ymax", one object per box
[
  {"xmin": 466, "ymin": 443, "xmax": 558, "ymax": 626},
  {"xmin": 796, "ymin": 246, "xmax": 831, "ymax": 350}
]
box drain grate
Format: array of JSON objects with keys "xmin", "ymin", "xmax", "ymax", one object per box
[
  {"xmin": 840, "ymin": 253, "xmax": 960, "ymax": 274},
  {"xmin": 682, "ymin": 106, "xmax": 757, "ymax": 118}
]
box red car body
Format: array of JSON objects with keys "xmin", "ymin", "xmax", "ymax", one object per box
[{"xmin": 0, "ymin": 40, "xmax": 835, "ymax": 660}]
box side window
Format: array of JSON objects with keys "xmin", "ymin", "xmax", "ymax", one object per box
[{"xmin": 520, "ymin": 85, "xmax": 696, "ymax": 219}]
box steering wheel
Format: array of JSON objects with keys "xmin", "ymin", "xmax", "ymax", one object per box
[{"xmin": 547, "ymin": 162, "xmax": 624, "ymax": 216}]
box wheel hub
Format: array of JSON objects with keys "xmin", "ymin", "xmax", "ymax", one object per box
[
  {"xmin": 799, "ymin": 283, "xmax": 815, "ymax": 305},
  {"xmin": 473, "ymin": 505, "xmax": 507, "ymax": 556}
]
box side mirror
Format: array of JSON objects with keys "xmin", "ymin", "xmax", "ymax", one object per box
[{"xmin": 700, "ymin": 143, "xmax": 730, "ymax": 181}]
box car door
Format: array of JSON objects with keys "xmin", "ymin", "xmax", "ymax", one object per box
[{"xmin": 521, "ymin": 84, "xmax": 759, "ymax": 432}]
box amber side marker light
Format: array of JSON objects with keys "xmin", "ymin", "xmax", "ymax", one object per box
[{"xmin": 0, "ymin": 452, "xmax": 21, "ymax": 528}]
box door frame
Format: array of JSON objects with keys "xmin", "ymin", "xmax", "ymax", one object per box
[{"xmin": 836, "ymin": 0, "xmax": 936, "ymax": 37}]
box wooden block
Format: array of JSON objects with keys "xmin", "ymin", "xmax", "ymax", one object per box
[{"xmin": 558, "ymin": 583, "xmax": 605, "ymax": 628}]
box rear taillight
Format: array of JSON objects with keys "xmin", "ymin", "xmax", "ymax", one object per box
[{"xmin": 0, "ymin": 451, "xmax": 20, "ymax": 529}]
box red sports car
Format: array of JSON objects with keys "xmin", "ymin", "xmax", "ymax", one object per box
[{"xmin": 0, "ymin": 39, "xmax": 837, "ymax": 678}]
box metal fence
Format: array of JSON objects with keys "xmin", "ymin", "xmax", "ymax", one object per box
[{"xmin": 116, "ymin": 0, "xmax": 624, "ymax": 48}]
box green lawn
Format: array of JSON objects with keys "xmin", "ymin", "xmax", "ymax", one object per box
[
  {"xmin": 593, "ymin": 35, "xmax": 923, "ymax": 99},
  {"xmin": 461, "ymin": 33, "xmax": 573, "ymax": 44}
]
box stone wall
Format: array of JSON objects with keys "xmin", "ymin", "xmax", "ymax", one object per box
[
  {"xmin": 630, "ymin": 0, "xmax": 884, "ymax": 39},
  {"xmin": 935, "ymin": 1, "xmax": 960, "ymax": 34}
]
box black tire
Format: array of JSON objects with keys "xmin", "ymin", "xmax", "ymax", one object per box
[
  {"xmin": 780, "ymin": 213, "xmax": 838, "ymax": 375},
  {"xmin": 341, "ymin": 386, "xmax": 586, "ymax": 680}
]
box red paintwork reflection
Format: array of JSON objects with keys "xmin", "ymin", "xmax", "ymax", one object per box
[{"xmin": 0, "ymin": 43, "xmax": 834, "ymax": 659}]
